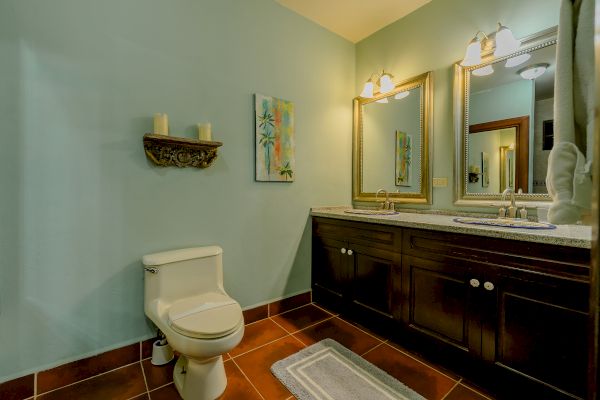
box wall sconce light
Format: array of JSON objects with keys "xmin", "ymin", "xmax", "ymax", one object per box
[
  {"xmin": 360, "ymin": 70, "xmax": 395, "ymax": 98},
  {"xmin": 461, "ymin": 23, "xmax": 522, "ymax": 68},
  {"xmin": 518, "ymin": 63, "xmax": 549, "ymax": 80}
]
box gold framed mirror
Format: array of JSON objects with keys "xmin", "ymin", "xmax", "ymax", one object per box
[
  {"xmin": 454, "ymin": 27, "xmax": 557, "ymax": 206},
  {"xmin": 353, "ymin": 72, "xmax": 433, "ymax": 204}
]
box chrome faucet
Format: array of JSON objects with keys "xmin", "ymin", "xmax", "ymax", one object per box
[
  {"xmin": 376, "ymin": 189, "xmax": 392, "ymax": 210},
  {"xmin": 500, "ymin": 188, "xmax": 517, "ymax": 218}
]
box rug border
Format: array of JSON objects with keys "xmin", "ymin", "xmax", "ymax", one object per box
[{"xmin": 270, "ymin": 338, "xmax": 427, "ymax": 400}]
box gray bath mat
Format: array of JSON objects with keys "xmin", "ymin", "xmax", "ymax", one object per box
[{"xmin": 271, "ymin": 339, "xmax": 426, "ymax": 400}]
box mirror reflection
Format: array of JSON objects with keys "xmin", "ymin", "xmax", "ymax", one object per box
[
  {"xmin": 353, "ymin": 72, "xmax": 432, "ymax": 204},
  {"xmin": 466, "ymin": 41, "xmax": 556, "ymax": 195},
  {"xmin": 362, "ymin": 87, "xmax": 421, "ymax": 193}
]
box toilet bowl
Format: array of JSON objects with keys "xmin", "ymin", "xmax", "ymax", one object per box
[{"xmin": 143, "ymin": 246, "xmax": 244, "ymax": 400}]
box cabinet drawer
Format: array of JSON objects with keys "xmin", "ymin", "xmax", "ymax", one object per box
[
  {"xmin": 313, "ymin": 217, "xmax": 402, "ymax": 252},
  {"xmin": 402, "ymin": 228, "xmax": 590, "ymax": 281}
]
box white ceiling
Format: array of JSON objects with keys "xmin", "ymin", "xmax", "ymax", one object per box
[{"xmin": 275, "ymin": 0, "xmax": 432, "ymax": 43}]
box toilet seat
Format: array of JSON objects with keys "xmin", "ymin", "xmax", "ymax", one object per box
[{"xmin": 168, "ymin": 292, "xmax": 243, "ymax": 339}]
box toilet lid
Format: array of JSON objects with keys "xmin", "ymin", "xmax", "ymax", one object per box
[{"xmin": 168, "ymin": 292, "xmax": 243, "ymax": 339}]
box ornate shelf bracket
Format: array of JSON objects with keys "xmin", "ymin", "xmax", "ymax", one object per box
[{"xmin": 143, "ymin": 134, "xmax": 223, "ymax": 168}]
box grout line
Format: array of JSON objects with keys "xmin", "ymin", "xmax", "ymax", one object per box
[
  {"xmin": 276, "ymin": 314, "xmax": 337, "ymax": 336},
  {"xmin": 231, "ymin": 357, "xmax": 266, "ymax": 400},
  {"xmin": 270, "ymin": 303, "xmax": 316, "ymax": 318},
  {"xmin": 229, "ymin": 334, "xmax": 291, "ymax": 360},
  {"xmin": 359, "ymin": 341, "xmax": 386, "ymax": 357},
  {"xmin": 459, "ymin": 381, "xmax": 495, "ymax": 400},
  {"xmin": 148, "ymin": 381, "xmax": 175, "ymax": 393},
  {"xmin": 310, "ymin": 302, "xmax": 339, "ymax": 317},
  {"xmin": 269, "ymin": 316, "xmax": 294, "ymax": 334},
  {"xmin": 289, "ymin": 333, "xmax": 309, "ymax": 348},
  {"xmin": 335, "ymin": 316, "xmax": 385, "ymax": 343},
  {"xmin": 139, "ymin": 360, "xmax": 150, "ymax": 394},
  {"xmin": 267, "ymin": 303, "xmax": 271, "ymax": 317},
  {"xmin": 33, "ymin": 372, "xmax": 38, "ymax": 399},
  {"xmin": 440, "ymin": 378, "xmax": 462, "ymax": 400},
  {"xmin": 34, "ymin": 360, "xmax": 143, "ymax": 397}
]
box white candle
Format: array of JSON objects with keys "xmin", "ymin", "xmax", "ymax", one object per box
[
  {"xmin": 198, "ymin": 123, "xmax": 212, "ymax": 141},
  {"xmin": 153, "ymin": 113, "xmax": 169, "ymax": 135}
]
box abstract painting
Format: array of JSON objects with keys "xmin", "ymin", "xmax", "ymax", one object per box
[
  {"xmin": 395, "ymin": 130, "xmax": 412, "ymax": 186},
  {"xmin": 255, "ymin": 94, "xmax": 295, "ymax": 182}
]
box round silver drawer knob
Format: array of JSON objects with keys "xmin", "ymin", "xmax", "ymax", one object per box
[
  {"xmin": 484, "ymin": 281, "xmax": 495, "ymax": 291},
  {"xmin": 469, "ymin": 278, "xmax": 480, "ymax": 288},
  {"xmin": 347, "ymin": 249, "xmax": 353, "ymax": 256},
  {"xmin": 341, "ymin": 248, "xmax": 346, "ymax": 254}
]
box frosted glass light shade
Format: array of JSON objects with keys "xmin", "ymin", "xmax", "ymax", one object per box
[
  {"xmin": 461, "ymin": 37, "xmax": 482, "ymax": 66},
  {"xmin": 376, "ymin": 97, "xmax": 389, "ymax": 103},
  {"xmin": 494, "ymin": 24, "xmax": 520, "ymax": 57},
  {"xmin": 360, "ymin": 81, "xmax": 374, "ymax": 98},
  {"xmin": 519, "ymin": 63, "xmax": 548, "ymax": 80},
  {"xmin": 472, "ymin": 65, "xmax": 494, "ymax": 76},
  {"xmin": 505, "ymin": 53, "xmax": 531, "ymax": 68},
  {"xmin": 394, "ymin": 91, "xmax": 410, "ymax": 100},
  {"xmin": 379, "ymin": 74, "xmax": 395, "ymax": 93}
]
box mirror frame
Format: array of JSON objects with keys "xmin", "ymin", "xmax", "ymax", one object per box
[
  {"xmin": 453, "ymin": 26, "xmax": 557, "ymax": 206},
  {"xmin": 353, "ymin": 71, "xmax": 433, "ymax": 204}
]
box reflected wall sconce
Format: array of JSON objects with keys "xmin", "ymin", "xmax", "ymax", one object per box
[
  {"xmin": 360, "ymin": 70, "xmax": 395, "ymax": 98},
  {"xmin": 518, "ymin": 63, "xmax": 549, "ymax": 80},
  {"xmin": 461, "ymin": 23, "xmax": 525, "ymax": 69}
]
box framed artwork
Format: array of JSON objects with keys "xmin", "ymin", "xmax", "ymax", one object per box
[
  {"xmin": 395, "ymin": 131, "xmax": 412, "ymax": 186},
  {"xmin": 255, "ymin": 94, "xmax": 295, "ymax": 182},
  {"xmin": 481, "ymin": 151, "xmax": 489, "ymax": 188}
]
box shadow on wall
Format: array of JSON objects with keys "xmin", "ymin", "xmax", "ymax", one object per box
[{"xmin": 282, "ymin": 215, "xmax": 312, "ymax": 297}]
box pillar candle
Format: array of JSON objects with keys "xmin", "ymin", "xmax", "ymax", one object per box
[
  {"xmin": 198, "ymin": 123, "xmax": 212, "ymax": 141},
  {"xmin": 153, "ymin": 113, "xmax": 169, "ymax": 135}
]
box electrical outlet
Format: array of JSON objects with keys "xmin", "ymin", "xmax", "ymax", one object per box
[{"xmin": 433, "ymin": 177, "xmax": 448, "ymax": 187}]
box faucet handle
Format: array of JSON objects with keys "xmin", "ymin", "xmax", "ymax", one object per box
[{"xmin": 498, "ymin": 207, "xmax": 506, "ymax": 218}]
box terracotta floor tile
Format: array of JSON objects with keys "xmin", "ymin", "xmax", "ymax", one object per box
[
  {"xmin": 219, "ymin": 360, "xmax": 262, "ymax": 399},
  {"xmin": 235, "ymin": 335, "xmax": 305, "ymax": 400},
  {"xmin": 293, "ymin": 317, "xmax": 382, "ymax": 355},
  {"xmin": 142, "ymin": 358, "xmax": 176, "ymax": 390},
  {"xmin": 386, "ymin": 340, "xmax": 461, "ymax": 381},
  {"xmin": 149, "ymin": 383, "xmax": 181, "ymax": 400},
  {"xmin": 230, "ymin": 318, "xmax": 288, "ymax": 357},
  {"xmin": 361, "ymin": 343, "xmax": 457, "ymax": 400},
  {"xmin": 37, "ymin": 343, "xmax": 140, "ymax": 394},
  {"xmin": 269, "ymin": 292, "xmax": 311, "ymax": 316},
  {"xmin": 37, "ymin": 363, "xmax": 146, "ymax": 400},
  {"xmin": 131, "ymin": 394, "xmax": 150, "ymax": 400},
  {"xmin": 142, "ymin": 337, "xmax": 159, "ymax": 360},
  {"xmin": 243, "ymin": 304, "xmax": 269, "ymax": 324},
  {"xmin": 0, "ymin": 374, "xmax": 34, "ymax": 400},
  {"xmin": 444, "ymin": 383, "xmax": 495, "ymax": 400},
  {"xmin": 270, "ymin": 304, "xmax": 333, "ymax": 333}
]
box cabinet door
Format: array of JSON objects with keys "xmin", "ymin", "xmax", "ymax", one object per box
[
  {"xmin": 483, "ymin": 269, "xmax": 589, "ymax": 399},
  {"xmin": 350, "ymin": 244, "xmax": 402, "ymax": 325},
  {"xmin": 312, "ymin": 236, "xmax": 350, "ymax": 311},
  {"xmin": 402, "ymin": 255, "xmax": 482, "ymax": 356}
]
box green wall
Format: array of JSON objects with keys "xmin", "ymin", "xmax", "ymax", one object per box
[
  {"xmin": 0, "ymin": 0, "xmax": 354, "ymax": 381},
  {"xmin": 356, "ymin": 0, "xmax": 560, "ymax": 209}
]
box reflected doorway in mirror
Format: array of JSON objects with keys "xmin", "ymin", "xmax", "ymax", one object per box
[{"xmin": 395, "ymin": 131, "xmax": 412, "ymax": 186}]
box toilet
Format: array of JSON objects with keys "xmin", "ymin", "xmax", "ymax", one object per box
[{"xmin": 143, "ymin": 246, "xmax": 244, "ymax": 400}]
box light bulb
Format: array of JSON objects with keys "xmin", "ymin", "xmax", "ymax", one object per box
[
  {"xmin": 461, "ymin": 36, "xmax": 482, "ymax": 67},
  {"xmin": 360, "ymin": 81, "xmax": 374, "ymax": 98},
  {"xmin": 494, "ymin": 23, "xmax": 520, "ymax": 57},
  {"xmin": 379, "ymin": 73, "xmax": 395, "ymax": 94}
]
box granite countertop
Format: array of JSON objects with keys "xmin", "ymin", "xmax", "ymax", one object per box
[{"xmin": 311, "ymin": 206, "xmax": 592, "ymax": 249}]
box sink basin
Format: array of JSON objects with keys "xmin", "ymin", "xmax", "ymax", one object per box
[
  {"xmin": 344, "ymin": 209, "xmax": 398, "ymax": 216},
  {"xmin": 453, "ymin": 217, "xmax": 556, "ymax": 230}
]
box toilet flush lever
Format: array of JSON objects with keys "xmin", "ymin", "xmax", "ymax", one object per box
[{"xmin": 144, "ymin": 266, "xmax": 159, "ymax": 274}]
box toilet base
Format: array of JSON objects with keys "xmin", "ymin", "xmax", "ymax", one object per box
[{"xmin": 173, "ymin": 355, "xmax": 227, "ymax": 400}]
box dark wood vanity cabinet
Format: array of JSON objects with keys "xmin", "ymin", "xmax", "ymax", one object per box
[
  {"xmin": 312, "ymin": 217, "xmax": 402, "ymax": 330},
  {"xmin": 312, "ymin": 217, "xmax": 591, "ymax": 399}
]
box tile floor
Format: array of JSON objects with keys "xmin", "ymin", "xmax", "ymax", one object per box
[{"xmin": 28, "ymin": 303, "xmax": 494, "ymax": 400}]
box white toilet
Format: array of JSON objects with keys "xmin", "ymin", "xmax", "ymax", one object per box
[{"xmin": 143, "ymin": 246, "xmax": 244, "ymax": 400}]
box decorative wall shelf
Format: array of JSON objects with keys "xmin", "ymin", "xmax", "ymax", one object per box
[{"xmin": 143, "ymin": 134, "xmax": 223, "ymax": 168}]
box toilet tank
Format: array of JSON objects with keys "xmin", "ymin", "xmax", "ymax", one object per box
[{"xmin": 143, "ymin": 246, "xmax": 225, "ymax": 306}]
